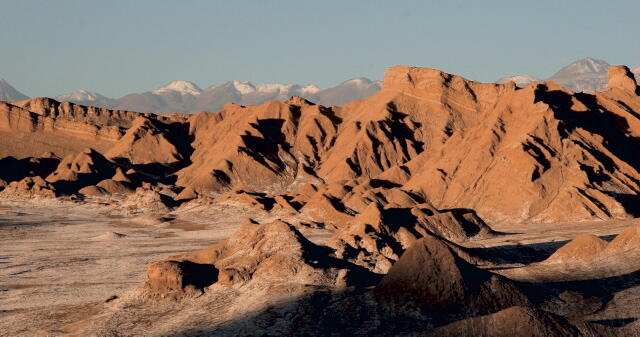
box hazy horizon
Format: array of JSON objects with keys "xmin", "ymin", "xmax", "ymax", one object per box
[{"xmin": 2, "ymin": 0, "xmax": 639, "ymax": 98}]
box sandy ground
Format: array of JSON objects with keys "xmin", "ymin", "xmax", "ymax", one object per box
[
  {"xmin": 0, "ymin": 199, "xmax": 330, "ymax": 336},
  {"xmin": 484, "ymin": 219, "xmax": 640, "ymax": 248},
  {"xmin": 0, "ymin": 199, "xmax": 638, "ymax": 336}
]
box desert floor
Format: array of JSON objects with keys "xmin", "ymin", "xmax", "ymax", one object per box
[{"xmin": 0, "ymin": 199, "xmax": 638, "ymax": 336}]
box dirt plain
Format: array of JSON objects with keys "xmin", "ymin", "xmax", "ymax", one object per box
[{"xmin": 1, "ymin": 198, "xmax": 639, "ymax": 336}]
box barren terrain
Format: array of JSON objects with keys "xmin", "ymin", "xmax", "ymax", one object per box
[
  {"xmin": 0, "ymin": 198, "xmax": 332, "ymax": 336},
  {"xmin": 1, "ymin": 198, "xmax": 639, "ymax": 336}
]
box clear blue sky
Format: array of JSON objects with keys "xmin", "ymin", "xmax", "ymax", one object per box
[{"xmin": 1, "ymin": 0, "xmax": 638, "ymax": 98}]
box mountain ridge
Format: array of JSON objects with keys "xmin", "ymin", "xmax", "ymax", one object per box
[
  {"xmin": 54, "ymin": 77, "xmax": 381, "ymax": 114},
  {"xmin": 4, "ymin": 57, "xmax": 639, "ymax": 114}
]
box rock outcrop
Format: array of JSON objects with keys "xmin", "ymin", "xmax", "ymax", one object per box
[
  {"xmin": 145, "ymin": 219, "xmax": 376, "ymax": 298},
  {"xmin": 606, "ymin": 65, "xmax": 638, "ymax": 93},
  {"xmin": 175, "ymin": 98, "xmax": 339, "ymax": 192},
  {"xmin": 505, "ymin": 223, "xmax": 640, "ymax": 282},
  {"xmin": 105, "ymin": 116, "xmax": 183, "ymax": 165},
  {"xmin": 0, "ymin": 97, "xmax": 188, "ymax": 162},
  {"xmin": 0, "ymin": 153, "xmax": 60, "ymax": 185},
  {"xmin": 374, "ymin": 236, "xmax": 529, "ymax": 323},
  {"xmin": 0, "ymin": 176, "xmax": 57, "ymax": 199},
  {"xmin": 0, "ymin": 98, "xmax": 141, "ymax": 158},
  {"xmin": 543, "ymin": 234, "xmax": 608, "ymax": 263},
  {"xmin": 145, "ymin": 260, "xmax": 219, "ymax": 299},
  {"xmin": 46, "ymin": 148, "xmax": 116, "ymax": 194},
  {"xmin": 423, "ymin": 306, "xmax": 604, "ymax": 337},
  {"xmin": 117, "ymin": 184, "xmax": 174, "ymax": 214},
  {"xmin": 329, "ymin": 202, "xmax": 495, "ymax": 273}
]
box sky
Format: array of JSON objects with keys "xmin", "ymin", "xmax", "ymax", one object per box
[{"xmin": 1, "ymin": 0, "xmax": 639, "ymax": 98}]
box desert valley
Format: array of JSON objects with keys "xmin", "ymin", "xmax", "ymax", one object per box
[{"xmin": 0, "ymin": 61, "xmax": 639, "ymax": 336}]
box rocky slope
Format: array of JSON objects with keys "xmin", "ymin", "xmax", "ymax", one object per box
[
  {"xmin": 171, "ymin": 64, "xmax": 640, "ymax": 223},
  {"xmin": 504, "ymin": 223, "xmax": 640, "ymax": 282},
  {"xmin": 0, "ymin": 97, "xmax": 188, "ymax": 159},
  {"xmin": 55, "ymin": 89, "xmax": 114, "ymax": 107}
]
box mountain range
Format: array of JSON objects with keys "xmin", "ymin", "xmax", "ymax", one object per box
[
  {"xmin": 1, "ymin": 57, "xmax": 638, "ymax": 113},
  {"xmin": 498, "ymin": 57, "xmax": 640, "ymax": 92},
  {"xmin": 56, "ymin": 77, "xmax": 381, "ymax": 114}
]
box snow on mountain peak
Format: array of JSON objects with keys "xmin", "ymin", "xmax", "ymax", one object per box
[
  {"xmin": 153, "ymin": 80, "xmax": 202, "ymax": 95},
  {"xmin": 567, "ymin": 57, "xmax": 609, "ymax": 74},
  {"xmin": 56, "ymin": 89, "xmax": 107, "ymax": 102},
  {"xmin": 342, "ymin": 77, "xmax": 373, "ymax": 86},
  {"xmin": 299, "ymin": 84, "xmax": 321, "ymax": 95},
  {"xmin": 231, "ymin": 80, "xmax": 256, "ymax": 95},
  {"xmin": 496, "ymin": 75, "xmax": 538, "ymax": 86},
  {"xmin": 256, "ymin": 83, "xmax": 293, "ymax": 94}
]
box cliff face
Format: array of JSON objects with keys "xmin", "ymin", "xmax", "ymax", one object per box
[
  {"xmin": 0, "ymin": 97, "xmax": 189, "ymax": 159},
  {"xmin": 359, "ymin": 65, "xmax": 640, "ymax": 223},
  {"xmin": 0, "ymin": 98, "xmax": 144, "ymax": 158}
]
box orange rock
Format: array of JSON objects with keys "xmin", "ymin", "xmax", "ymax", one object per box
[
  {"xmin": 0, "ymin": 176, "xmax": 56, "ymax": 198},
  {"xmin": 424, "ymin": 306, "xmax": 593, "ymax": 337},
  {"xmin": 144, "ymin": 219, "xmax": 376, "ymax": 298},
  {"xmin": 606, "ymin": 65, "xmax": 638, "ymax": 93},
  {"xmin": 145, "ymin": 260, "xmax": 218, "ymax": 298},
  {"xmin": 0, "ymin": 98, "xmax": 144, "ymax": 158},
  {"xmin": 544, "ymin": 234, "xmax": 607, "ymax": 263},
  {"xmin": 106, "ymin": 116, "xmax": 182, "ymax": 165},
  {"xmin": 374, "ymin": 236, "xmax": 529, "ymax": 319}
]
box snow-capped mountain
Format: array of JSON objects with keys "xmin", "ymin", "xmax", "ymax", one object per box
[
  {"xmin": 228, "ymin": 80, "xmax": 256, "ymax": 95},
  {"xmin": 495, "ymin": 75, "xmax": 537, "ymax": 87},
  {"xmin": 558, "ymin": 57, "xmax": 609, "ymax": 75},
  {"xmin": 0, "ymin": 78, "xmax": 29, "ymax": 101},
  {"xmin": 55, "ymin": 89, "xmax": 114, "ymax": 106},
  {"xmin": 496, "ymin": 58, "xmax": 638, "ymax": 93},
  {"xmin": 205, "ymin": 81, "xmax": 320, "ymax": 98},
  {"xmin": 313, "ymin": 77, "xmax": 382, "ymax": 106},
  {"xmin": 192, "ymin": 81, "xmax": 326, "ymax": 112},
  {"xmin": 253, "ymin": 82, "xmax": 320, "ymax": 96},
  {"xmin": 547, "ymin": 57, "xmax": 610, "ymax": 93},
  {"xmin": 37, "ymin": 58, "xmax": 637, "ymax": 114},
  {"xmin": 152, "ymin": 80, "xmax": 202, "ymax": 96},
  {"xmin": 83, "ymin": 77, "xmax": 382, "ymax": 114}
]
